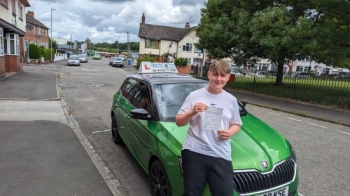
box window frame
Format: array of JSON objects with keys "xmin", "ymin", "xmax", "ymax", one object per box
[
  {"xmin": 1, "ymin": 0, "xmax": 8, "ymax": 8},
  {"xmin": 182, "ymin": 43, "xmax": 193, "ymax": 52},
  {"xmin": 0, "ymin": 28, "xmax": 4, "ymax": 56},
  {"xmin": 11, "ymin": 0, "xmax": 15, "ymax": 15},
  {"xmin": 5, "ymin": 33, "xmax": 20, "ymax": 55},
  {"xmin": 145, "ymin": 39, "xmax": 159, "ymax": 49},
  {"xmin": 194, "ymin": 47, "xmax": 201, "ymax": 53},
  {"xmin": 18, "ymin": 3, "xmax": 23, "ymax": 20}
]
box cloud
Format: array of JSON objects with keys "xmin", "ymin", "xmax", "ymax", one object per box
[{"xmin": 27, "ymin": 0, "xmax": 205, "ymax": 44}]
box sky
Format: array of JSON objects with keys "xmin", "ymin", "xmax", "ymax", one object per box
[{"xmin": 27, "ymin": 0, "xmax": 205, "ymax": 44}]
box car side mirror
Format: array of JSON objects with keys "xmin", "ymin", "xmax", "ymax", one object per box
[
  {"xmin": 239, "ymin": 101, "xmax": 247, "ymax": 108},
  {"xmin": 130, "ymin": 108, "xmax": 152, "ymax": 120}
]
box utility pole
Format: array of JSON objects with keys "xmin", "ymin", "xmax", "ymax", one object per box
[
  {"xmin": 50, "ymin": 8, "xmax": 55, "ymax": 62},
  {"xmin": 127, "ymin": 31, "xmax": 130, "ymax": 58},
  {"xmin": 88, "ymin": 32, "xmax": 91, "ymax": 50},
  {"xmin": 117, "ymin": 35, "xmax": 119, "ymax": 54}
]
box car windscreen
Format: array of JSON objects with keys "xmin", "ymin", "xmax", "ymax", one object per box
[
  {"xmin": 78, "ymin": 54, "xmax": 85, "ymax": 57},
  {"xmin": 115, "ymin": 58, "xmax": 123, "ymax": 61},
  {"xmin": 153, "ymin": 82, "xmax": 246, "ymax": 121},
  {"xmin": 153, "ymin": 82, "xmax": 207, "ymax": 121},
  {"xmin": 69, "ymin": 56, "xmax": 78, "ymax": 60}
]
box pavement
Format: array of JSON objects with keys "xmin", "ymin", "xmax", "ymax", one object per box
[
  {"xmin": 0, "ymin": 64, "xmax": 349, "ymax": 195},
  {"xmin": 0, "ymin": 67, "xmax": 116, "ymax": 196},
  {"xmin": 225, "ymin": 89, "xmax": 350, "ymax": 127}
]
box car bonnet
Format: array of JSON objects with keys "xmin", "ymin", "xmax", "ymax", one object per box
[{"xmin": 158, "ymin": 113, "xmax": 290, "ymax": 172}]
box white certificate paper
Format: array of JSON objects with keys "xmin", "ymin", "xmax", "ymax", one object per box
[{"xmin": 203, "ymin": 106, "xmax": 223, "ymax": 130}]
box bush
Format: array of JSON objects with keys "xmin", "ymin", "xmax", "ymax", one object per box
[
  {"xmin": 175, "ymin": 57, "xmax": 188, "ymax": 66},
  {"xmin": 41, "ymin": 48, "xmax": 54, "ymax": 60},
  {"xmin": 29, "ymin": 44, "xmax": 40, "ymax": 59},
  {"xmin": 136, "ymin": 54, "xmax": 155, "ymax": 69}
]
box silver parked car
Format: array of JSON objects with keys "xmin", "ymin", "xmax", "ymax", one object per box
[
  {"xmin": 112, "ymin": 57, "xmax": 124, "ymax": 67},
  {"xmin": 78, "ymin": 54, "xmax": 88, "ymax": 63},
  {"xmin": 67, "ymin": 55, "xmax": 80, "ymax": 66}
]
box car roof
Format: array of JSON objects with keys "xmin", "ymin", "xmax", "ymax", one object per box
[{"xmin": 127, "ymin": 73, "xmax": 207, "ymax": 85}]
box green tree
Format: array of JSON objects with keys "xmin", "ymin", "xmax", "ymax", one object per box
[
  {"xmin": 196, "ymin": 0, "xmax": 350, "ymax": 85},
  {"xmin": 48, "ymin": 37, "xmax": 57, "ymax": 49}
]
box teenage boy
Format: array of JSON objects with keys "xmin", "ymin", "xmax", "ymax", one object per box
[{"xmin": 176, "ymin": 59, "xmax": 242, "ymax": 196}]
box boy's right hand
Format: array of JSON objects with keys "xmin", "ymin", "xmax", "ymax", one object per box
[{"xmin": 192, "ymin": 103, "xmax": 208, "ymax": 114}]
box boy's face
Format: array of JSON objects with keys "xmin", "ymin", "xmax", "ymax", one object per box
[{"xmin": 207, "ymin": 70, "xmax": 230, "ymax": 90}]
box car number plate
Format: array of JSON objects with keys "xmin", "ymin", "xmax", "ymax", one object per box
[{"xmin": 258, "ymin": 186, "xmax": 289, "ymax": 196}]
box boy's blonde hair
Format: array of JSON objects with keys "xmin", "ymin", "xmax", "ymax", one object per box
[{"xmin": 208, "ymin": 59, "xmax": 231, "ymax": 74}]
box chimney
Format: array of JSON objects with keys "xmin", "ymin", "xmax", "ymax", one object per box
[
  {"xmin": 27, "ymin": 11, "xmax": 34, "ymax": 18},
  {"xmin": 141, "ymin": 13, "xmax": 145, "ymax": 25},
  {"xmin": 185, "ymin": 22, "xmax": 190, "ymax": 29}
]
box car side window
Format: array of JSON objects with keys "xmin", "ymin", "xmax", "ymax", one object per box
[
  {"xmin": 137, "ymin": 82, "xmax": 151, "ymax": 114},
  {"xmin": 121, "ymin": 78, "xmax": 137, "ymax": 100}
]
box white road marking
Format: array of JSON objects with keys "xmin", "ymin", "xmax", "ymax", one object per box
[
  {"xmin": 299, "ymin": 193, "xmax": 304, "ymax": 196},
  {"xmin": 308, "ymin": 123, "xmax": 327, "ymax": 129},
  {"xmin": 287, "ymin": 117, "xmax": 302, "ymax": 122},
  {"xmin": 269, "ymin": 112, "xmax": 280, "ymax": 116},
  {"xmin": 92, "ymin": 129, "xmax": 111, "ymax": 134},
  {"xmin": 336, "ymin": 130, "xmax": 350, "ymax": 136}
]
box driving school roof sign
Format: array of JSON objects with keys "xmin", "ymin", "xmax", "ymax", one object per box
[{"xmin": 138, "ymin": 61, "xmax": 178, "ymax": 74}]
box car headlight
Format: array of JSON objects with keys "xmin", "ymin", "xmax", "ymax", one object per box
[{"xmin": 287, "ymin": 140, "xmax": 297, "ymax": 162}]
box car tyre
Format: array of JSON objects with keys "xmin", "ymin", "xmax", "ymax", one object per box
[
  {"xmin": 150, "ymin": 160, "xmax": 172, "ymax": 196},
  {"xmin": 111, "ymin": 114, "xmax": 123, "ymax": 144}
]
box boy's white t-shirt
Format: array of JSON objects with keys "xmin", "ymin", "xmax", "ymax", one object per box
[{"xmin": 178, "ymin": 87, "xmax": 243, "ymax": 161}]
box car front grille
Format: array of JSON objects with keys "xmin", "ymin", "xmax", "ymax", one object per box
[{"xmin": 233, "ymin": 159, "xmax": 296, "ymax": 195}]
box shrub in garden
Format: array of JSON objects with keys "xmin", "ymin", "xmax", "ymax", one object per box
[
  {"xmin": 174, "ymin": 57, "xmax": 188, "ymax": 66},
  {"xmin": 136, "ymin": 54, "xmax": 155, "ymax": 69},
  {"xmin": 29, "ymin": 44, "xmax": 40, "ymax": 59}
]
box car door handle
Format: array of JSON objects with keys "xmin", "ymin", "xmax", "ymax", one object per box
[
  {"xmin": 125, "ymin": 114, "xmax": 130, "ymax": 119},
  {"xmin": 115, "ymin": 103, "xmax": 120, "ymax": 107}
]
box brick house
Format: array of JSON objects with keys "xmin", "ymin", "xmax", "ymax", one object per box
[
  {"xmin": 0, "ymin": 0, "xmax": 30, "ymax": 79},
  {"xmin": 138, "ymin": 14, "xmax": 205, "ymax": 74},
  {"xmin": 21, "ymin": 11, "xmax": 49, "ymax": 59}
]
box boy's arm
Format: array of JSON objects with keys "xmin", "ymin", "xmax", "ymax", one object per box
[
  {"xmin": 175, "ymin": 110, "xmax": 195, "ymax": 126},
  {"xmin": 217, "ymin": 124, "xmax": 241, "ymax": 140}
]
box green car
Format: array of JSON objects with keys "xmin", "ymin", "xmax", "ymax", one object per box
[
  {"xmin": 93, "ymin": 52, "xmax": 101, "ymax": 60},
  {"xmin": 111, "ymin": 64, "xmax": 299, "ymax": 196}
]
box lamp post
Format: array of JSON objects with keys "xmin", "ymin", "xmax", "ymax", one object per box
[
  {"xmin": 37, "ymin": 34, "xmax": 42, "ymax": 63},
  {"xmin": 25, "ymin": 24, "xmax": 33, "ymax": 64},
  {"xmin": 50, "ymin": 8, "xmax": 55, "ymax": 62}
]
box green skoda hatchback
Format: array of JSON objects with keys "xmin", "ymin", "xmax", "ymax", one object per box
[{"xmin": 110, "ymin": 62, "xmax": 299, "ymax": 196}]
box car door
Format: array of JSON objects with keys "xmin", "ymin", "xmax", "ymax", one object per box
[
  {"xmin": 126, "ymin": 81, "xmax": 154, "ymax": 168},
  {"xmin": 115, "ymin": 78, "xmax": 138, "ymax": 149}
]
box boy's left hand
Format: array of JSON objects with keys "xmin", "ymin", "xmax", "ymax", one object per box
[{"xmin": 217, "ymin": 130, "xmax": 233, "ymax": 140}]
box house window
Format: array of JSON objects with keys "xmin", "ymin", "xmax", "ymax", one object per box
[
  {"xmin": 44, "ymin": 30, "xmax": 47, "ymax": 36},
  {"xmin": 24, "ymin": 40, "xmax": 27, "ymax": 51},
  {"xmin": 1, "ymin": 0, "xmax": 8, "ymax": 8},
  {"xmin": 11, "ymin": 0, "xmax": 16, "ymax": 14},
  {"xmin": 6, "ymin": 33, "xmax": 19, "ymax": 55},
  {"xmin": 33, "ymin": 26, "xmax": 36, "ymax": 34},
  {"xmin": 0, "ymin": 28, "xmax": 4, "ymax": 56},
  {"xmin": 182, "ymin": 43, "xmax": 192, "ymax": 52},
  {"xmin": 188, "ymin": 58, "xmax": 191, "ymax": 65},
  {"xmin": 18, "ymin": 3, "xmax": 23, "ymax": 19},
  {"xmin": 145, "ymin": 39, "xmax": 159, "ymax": 49},
  {"xmin": 194, "ymin": 47, "xmax": 201, "ymax": 53},
  {"xmin": 38, "ymin": 27, "xmax": 41, "ymax": 35}
]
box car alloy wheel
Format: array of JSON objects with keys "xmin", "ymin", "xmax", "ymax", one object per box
[
  {"xmin": 111, "ymin": 115, "xmax": 123, "ymax": 144},
  {"xmin": 150, "ymin": 160, "xmax": 172, "ymax": 196}
]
